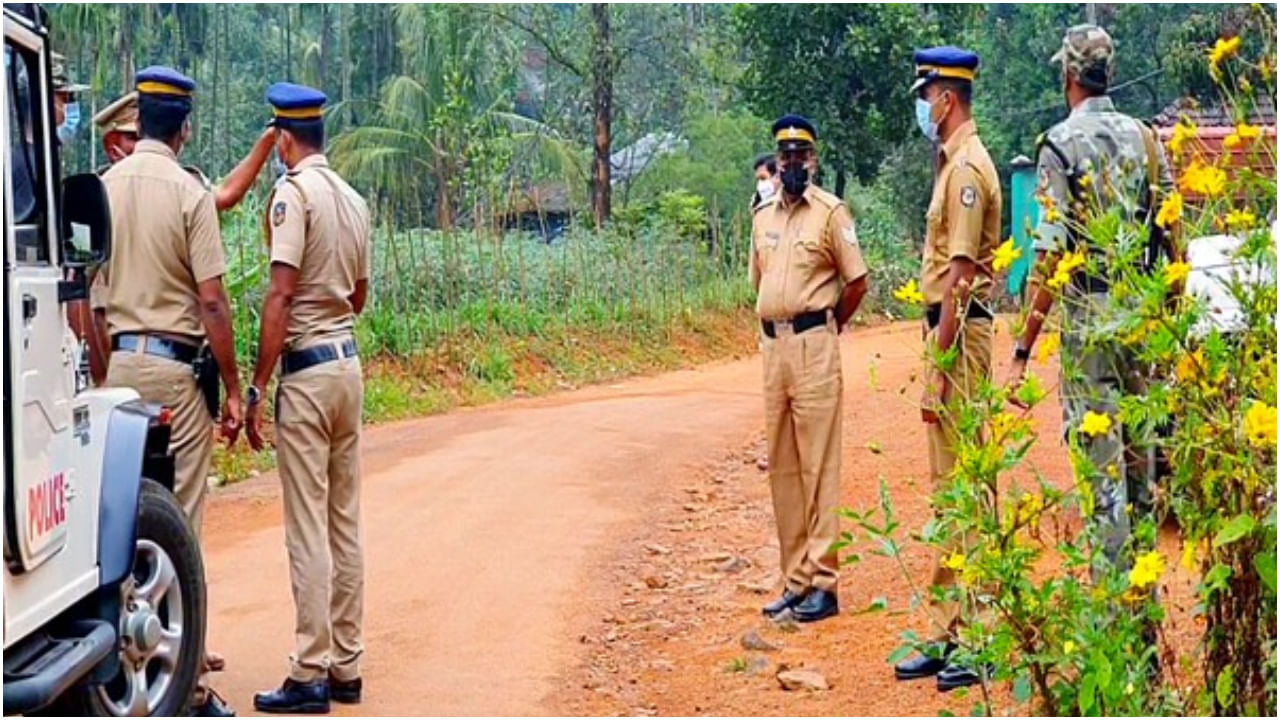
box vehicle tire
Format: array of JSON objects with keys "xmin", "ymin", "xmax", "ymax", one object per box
[{"xmin": 64, "ymin": 479, "xmax": 207, "ymax": 716}]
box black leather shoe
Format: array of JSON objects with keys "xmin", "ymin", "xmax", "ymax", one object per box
[
  {"xmin": 253, "ymin": 678, "xmax": 330, "ymax": 714},
  {"xmin": 790, "ymin": 589, "xmax": 838, "ymax": 623},
  {"xmin": 329, "ymin": 674, "xmax": 362, "ymax": 704},
  {"xmin": 190, "ymin": 688, "xmax": 236, "ymax": 716},
  {"xmin": 894, "ymin": 642, "xmax": 954, "ymax": 681},
  {"xmin": 762, "ymin": 588, "xmax": 806, "ymax": 617},
  {"xmin": 937, "ymin": 661, "xmax": 988, "ymax": 692}
]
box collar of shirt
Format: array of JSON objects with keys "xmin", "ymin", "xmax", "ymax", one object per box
[
  {"xmin": 1070, "ymin": 95, "xmax": 1116, "ymax": 117},
  {"xmin": 939, "ymin": 119, "xmax": 977, "ymax": 165},
  {"xmin": 134, "ymin": 138, "xmax": 177, "ymax": 161},
  {"xmin": 289, "ymin": 153, "xmax": 330, "ymax": 173},
  {"xmin": 778, "ymin": 183, "xmax": 816, "ymax": 212}
]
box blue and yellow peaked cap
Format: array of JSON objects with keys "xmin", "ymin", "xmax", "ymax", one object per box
[
  {"xmin": 911, "ymin": 46, "xmax": 980, "ymax": 93},
  {"xmin": 136, "ymin": 66, "xmax": 195, "ymax": 98},
  {"xmin": 771, "ymin": 114, "xmax": 817, "ymax": 150},
  {"xmin": 266, "ymin": 82, "xmax": 327, "ymax": 127}
]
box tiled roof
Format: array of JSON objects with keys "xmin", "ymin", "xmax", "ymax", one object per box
[{"xmin": 1152, "ymin": 94, "xmax": 1276, "ymax": 128}]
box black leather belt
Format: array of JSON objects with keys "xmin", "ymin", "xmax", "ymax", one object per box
[
  {"xmin": 761, "ymin": 309, "xmax": 830, "ymax": 339},
  {"xmin": 111, "ymin": 333, "xmax": 200, "ymax": 364},
  {"xmin": 282, "ymin": 338, "xmax": 358, "ymax": 376},
  {"xmin": 926, "ymin": 301, "xmax": 993, "ymax": 331}
]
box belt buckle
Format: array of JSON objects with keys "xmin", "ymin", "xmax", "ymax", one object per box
[{"xmin": 773, "ymin": 319, "xmax": 795, "ymax": 336}]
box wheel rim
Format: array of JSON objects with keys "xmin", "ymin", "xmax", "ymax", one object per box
[{"xmin": 96, "ymin": 538, "xmax": 184, "ymax": 716}]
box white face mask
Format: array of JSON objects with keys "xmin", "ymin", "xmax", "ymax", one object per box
[{"xmin": 756, "ymin": 179, "xmax": 775, "ymax": 201}]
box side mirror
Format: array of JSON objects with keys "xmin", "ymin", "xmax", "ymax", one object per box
[{"xmin": 61, "ymin": 173, "xmax": 111, "ymax": 267}]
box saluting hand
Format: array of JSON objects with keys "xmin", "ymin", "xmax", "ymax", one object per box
[
  {"xmin": 245, "ymin": 397, "xmax": 265, "ymax": 452},
  {"xmin": 220, "ymin": 395, "xmax": 243, "ymax": 446}
]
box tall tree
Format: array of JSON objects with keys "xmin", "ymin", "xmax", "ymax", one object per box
[{"xmin": 589, "ymin": 4, "xmax": 613, "ymax": 227}]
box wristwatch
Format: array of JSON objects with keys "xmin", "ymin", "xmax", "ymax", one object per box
[
  {"xmin": 1014, "ymin": 344, "xmax": 1032, "ymax": 362},
  {"xmin": 247, "ymin": 385, "xmax": 264, "ymax": 406}
]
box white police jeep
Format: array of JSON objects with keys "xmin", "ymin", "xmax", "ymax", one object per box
[{"xmin": 4, "ymin": 3, "xmax": 207, "ymax": 715}]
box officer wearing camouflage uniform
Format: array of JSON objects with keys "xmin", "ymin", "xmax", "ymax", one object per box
[{"xmin": 1007, "ymin": 25, "xmax": 1175, "ymax": 575}]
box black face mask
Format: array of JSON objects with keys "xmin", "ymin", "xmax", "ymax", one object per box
[{"xmin": 781, "ymin": 163, "xmax": 809, "ymax": 196}]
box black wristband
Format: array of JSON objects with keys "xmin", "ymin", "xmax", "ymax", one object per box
[{"xmin": 1014, "ymin": 345, "xmax": 1031, "ymax": 362}]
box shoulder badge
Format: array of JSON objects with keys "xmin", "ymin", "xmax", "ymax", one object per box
[
  {"xmin": 960, "ymin": 186, "xmax": 976, "ymax": 208},
  {"xmin": 182, "ymin": 165, "xmax": 212, "ymax": 191},
  {"xmin": 841, "ymin": 225, "xmax": 859, "ymax": 247},
  {"xmin": 272, "ymin": 201, "xmax": 287, "ymax": 227}
]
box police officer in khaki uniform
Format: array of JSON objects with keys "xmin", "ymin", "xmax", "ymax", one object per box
[
  {"xmin": 96, "ymin": 66, "xmax": 239, "ymax": 717},
  {"xmin": 93, "ymin": 91, "xmax": 141, "ymax": 166},
  {"xmin": 893, "ymin": 47, "xmax": 1002, "ymax": 693},
  {"xmin": 751, "ymin": 115, "xmax": 869, "ymax": 624},
  {"xmin": 247, "ymin": 83, "xmax": 371, "ymax": 715}
]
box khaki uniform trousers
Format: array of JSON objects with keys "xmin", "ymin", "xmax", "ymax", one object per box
[
  {"xmin": 924, "ymin": 319, "xmax": 993, "ymax": 641},
  {"xmin": 276, "ymin": 349, "xmax": 365, "ymax": 683},
  {"xmin": 105, "ymin": 345, "xmax": 215, "ymax": 698},
  {"xmin": 761, "ymin": 319, "xmax": 842, "ymax": 594},
  {"xmin": 105, "ymin": 348, "xmax": 213, "ymax": 536}
]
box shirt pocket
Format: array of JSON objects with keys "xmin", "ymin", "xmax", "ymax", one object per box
[{"xmin": 793, "ymin": 235, "xmax": 827, "ymax": 271}]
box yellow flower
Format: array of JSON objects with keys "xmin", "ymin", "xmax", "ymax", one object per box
[
  {"xmin": 1156, "ymin": 190, "xmax": 1183, "ymax": 228},
  {"xmin": 1037, "ymin": 332, "xmax": 1060, "ymax": 365},
  {"xmin": 1176, "ymin": 349, "xmax": 1206, "ymax": 384},
  {"xmin": 1223, "ymin": 122, "xmax": 1262, "ymax": 150},
  {"xmin": 943, "ymin": 552, "xmax": 966, "ymax": 571},
  {"xmin": 1262, "ymin": 57, "xmax": 1275, "ymax": 82},
  {"xmin": 893, "ymin": 279, "xmax": 925, "ymax": 305},
  {"xmin": 1017, "ymin": 493, "xmax": 1044, "ymax": 527},
  {"xmin": 1126, "ymin": 681, "xmax": 1135, "ymax": 696},
  {"xmin": 1168, "ymin": 118, "xmax": 1198, "ymax": 156},
  {"xmin": 992, "ymin": 411, "xmax": 1019, "ymax": 440},
  {"xmin": 1106, "ymin": 463, "xmax": 1119, "ymax": 478},
  {"xmin": 1128, "ymin": 550, "xmax": 1166, "ymax": 589},
  {"xmin": 1244, "ymin": 402, "xmax": 1277, "ymax": 448},
  {"xmin": 1080, "ymin": 411, "xmax": 1112, "ymax": 438},
  {"xmin": 1164, "ymin": 261, "xmax": 1190, "ymax": 286},
  {"xmin": 1063, "ymin": 640, "xmax": 1077, "ymax": 655},
  {"xmin": 1181, "ymin": 540, "xmax": 1198, "ymax": 571},
  {"xmin": 1045, "ymin": 207, "xmax": 1063, "ymax": 224},
  {"xmin": 1208, "ymin": 36, "xmax": 1242, "ymax": 79},
  {"xmin": 1057, "ymin": 249, "xmax": 1087, "ymax": 275},
  {"xmin": 1046, "ymin": 268, "xmax": 1070, "ymax": 290},
  {"xmin": 1179, "ymin": 159, "xmax": 1227, "ymax": 197},
  {"xmin": 1078, "ymin": 173, "xmax": 1093, "ymax": 190},
  {"xmin": 1226, "ymin": 209, "xmax": 1258, "ymax": 229},
  {"xmin": 993, "ymin": 237, "xmax": 1021, "ymax": 272}
]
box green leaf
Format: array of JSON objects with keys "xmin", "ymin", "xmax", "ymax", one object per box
[
  {"xmin": 1013, "ymin": 675, "xmax": 1032, "ymax": 703},
  {"xmin": 1202, "ymin": 563, "xmax": 1234, "ymax": 595},
  {"xmin": 857, "ymin": 596, "xmax": 888, "ymax": 614},
  {"xmin": 886, "ymin": 644, "xmax": 915, "ymax": 665},
  {"xmin": 938, "ymin": 711, "xmax": 955, "ymax": 718},
  {"xmin": 1256, "ymin": 552, "xmax": 1277, "ymax": 593},
  {"xmin": 1213, "ymin": 514, "xmax": 1257, "ymax": 548},
  {"xmin": 1079, "ymin": 674, "xmax": 1097, "ymax": 714},
  {"xmin": 1215, "ymin": 666, "xmax": 1235, "ymax": 708}
]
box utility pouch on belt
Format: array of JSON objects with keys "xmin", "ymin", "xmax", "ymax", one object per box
[{"xmin": 192, "ymin": 344, "xmax": 220, "ymax": 420}]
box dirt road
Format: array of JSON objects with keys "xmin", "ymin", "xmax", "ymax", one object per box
[
  {"xmin": 200, "ymin": 321, "xmax": 1197, "ymax": 715},
  {"xmin": 201, "ymin": 328, "xmax": 770, "ymax": 715}
]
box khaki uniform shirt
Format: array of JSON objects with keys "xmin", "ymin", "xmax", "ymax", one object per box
[
  {"xmin": 750, "ymin": 184, "xmax": 868, "ymax": 320},
  {"xmin": 93, "ymin": 139, "xmax": 224, "ymax": 340},
  {"xmin": 267, "ymin": 154, "xmax": 372, "ymax": 350},
  {"xmin": 920, "ymin": 120, "xmax": 1002, "ymax": 307}
]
